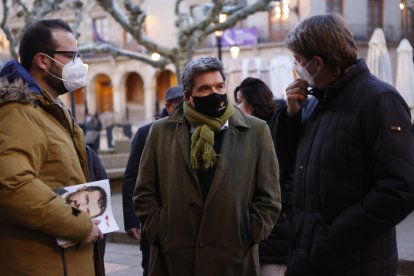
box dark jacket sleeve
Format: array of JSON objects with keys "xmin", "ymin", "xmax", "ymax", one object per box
[
  {"xmin": 276, "ymin": 107, "xmax": 302, "ymax": 207},
  {"xmin": 85, "ymin": 145, "xmax": 108, "ymax": 182},
  {"xmin": 122, "ymin": 124, "xmax": 152, "ymax": 230},
  {"xmin": 329, "ymin": 92, "xmax": 414, "ymax": 251},
  {"xmin": 258, "ymin": 108, "xmax": 301, "ymax": 264}
]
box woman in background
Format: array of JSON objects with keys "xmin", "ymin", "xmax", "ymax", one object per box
[{"xmin": 234, "ymin": 77, "xmax": 292, "ymax": 276}]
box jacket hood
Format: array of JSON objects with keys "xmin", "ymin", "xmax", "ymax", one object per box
[
  {"xmin": 0, "ymin": 78, "xmax": 37, "ymax": 106},
  {"xmin": 0, "ymin": 60, "xmax": 43, "ymax": 106},
  {"xmin": 0, "ymin": 60, "xmax": 42, "ymax": 94}
]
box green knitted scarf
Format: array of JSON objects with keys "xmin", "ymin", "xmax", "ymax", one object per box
[{"xmin": 183, "ymin": 101, "xmax": 234, "ymax": 170}]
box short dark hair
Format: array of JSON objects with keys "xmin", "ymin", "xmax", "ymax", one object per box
[
  {"xmin": 181, "ymin": 56, "xmax": 226, "ymax": 94},
  {"xmin": 84, "ymin": 186, "xmax": 107, "ymax": 217},
  {"xmin": 234, "ymin": 77, "xmax": 276, "ymax": 121},
  {"xmin": 285, "ymin": 14, "xmax": 357, "ymax": 73},
  {"xmin": 19, "ymin": 19, "xmax": 73, "ymax": 71}
]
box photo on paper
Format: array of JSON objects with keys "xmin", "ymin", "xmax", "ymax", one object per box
[{"xmin": 54, "ymin": 179, "xmax": 119, "ymax": 247}]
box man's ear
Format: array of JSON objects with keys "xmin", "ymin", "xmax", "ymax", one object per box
[
  {"xmin": 165, "ymin": 102, "xmax": 172, "ymax": 113},
  {"xmin": 34, "ymin": 53, "xmax": 49, "ymax": 71},
  {"xmin": 184, "ymin": 90, "xmax": 191, "ymax": 103},
  {"xmin": 313, "ymin": 56, "xmax": 325, "ymax": 69}
]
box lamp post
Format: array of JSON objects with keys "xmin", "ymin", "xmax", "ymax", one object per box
[
  {"xmin": 83, "ymin": 85, "xmax": 89, "ymax": 118},
  {"xmin": 215, "ymin": 13, "xmax": 227, "ymax": 61},
  {"xmin": 151, "ymin": 53, "xmax": 161, "ymax": 117},
  {"xmin": 401, "ymin": 0, "xmax": 408, "ymax": 38},
  {"xmin": 70, "ymin": 91, "xmax": 76, "ymax": 121},
  {"xmin": 216, "ymin": 35, "xmax": 223, "ymax": 61}
]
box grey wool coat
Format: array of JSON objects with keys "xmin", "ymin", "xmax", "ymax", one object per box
[{"xmin": 134, "ymin": 105, "xmax": 281, "ymax": 276}]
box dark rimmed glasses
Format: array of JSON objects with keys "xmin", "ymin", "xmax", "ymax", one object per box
[{"xmin": 45, "ymin": 51, "xmax": 83, "ymax": 62}]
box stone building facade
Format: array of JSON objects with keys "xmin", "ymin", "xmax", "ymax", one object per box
[{"xmin": 0, "ymin": 0, "xmax": 407, "ymax": 129}]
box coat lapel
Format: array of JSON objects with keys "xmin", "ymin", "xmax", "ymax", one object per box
[
  {"xmin": 204, "ymin": 108, "xmax": 250, "ymax": 207},
  {"xmin": 171, "ymin": 110, "xmax": 200, "ymax": 185}
]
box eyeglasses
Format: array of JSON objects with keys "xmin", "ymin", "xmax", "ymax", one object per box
[{"xmin": 45, "ymin": 51, "xmax": 83, "ymax": 62}]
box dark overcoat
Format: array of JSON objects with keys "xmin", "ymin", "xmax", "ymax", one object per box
[{"xmin": 135, "ymin": 105, "xmax": 281, "ymax": 276}]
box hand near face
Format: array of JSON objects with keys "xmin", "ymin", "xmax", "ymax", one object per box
[{"xmin": 286, "ymin": 79, "xmax": 309, "ymax": 117}]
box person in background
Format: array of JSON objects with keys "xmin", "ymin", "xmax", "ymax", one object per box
[
  {"xmin": 84, "ymin": 112, "xmax": 103, "ymax": 151},
  {"xmin": 123, "ymin": 86, "xmax": 183, "ymax": 276},
  {"xmin": 278, "ymin": 14, "xmax": 414, "ymax": 276},
  {"xmin": 134, "ymin": 56, "xmax": 281, "ymax": 276},
  {"xmin": 85, "ymin": 145, "xmax": 109, "ymax": 275},
  {"xmin": 0, "ymin": 19, "xmax": 102, "ymax": 275},
  {"xmin": 234, "ymin": 77, "xmax": 291, "ymax": 276}
]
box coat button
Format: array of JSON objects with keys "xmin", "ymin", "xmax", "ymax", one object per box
[
  {"xmin": 199, "ymin": 242, "xmax": 204, "ymax": 248},
  {"xmin": 189, "ymin": 202, "xmax": 197, "ymax": 207},
  {"xmin": 299, "ymin": 165, "xmax": 304, "ymax": 170}
]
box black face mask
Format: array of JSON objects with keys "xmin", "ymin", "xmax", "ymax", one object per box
[{"xmin": 192, "ymin": 93, "xmax": 228, "ymax": 118}]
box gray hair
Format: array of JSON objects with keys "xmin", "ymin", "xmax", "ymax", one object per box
[{"xmin": 181, "ymin": 56, "xmax": 226, "ymax": 94}]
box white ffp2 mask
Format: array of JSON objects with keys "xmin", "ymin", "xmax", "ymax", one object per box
[
  {"xmin": 44, "ymin": 55, "xmax": 88, "ymax": 92},
  {"xmin": 294, "ymin": 59, "xmax": 319, "ymax": 88}
]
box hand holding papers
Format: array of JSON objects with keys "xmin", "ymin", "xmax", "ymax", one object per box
[{"xmin": 55, "ymin": 179, "xmax": 119, "ymax": 247}]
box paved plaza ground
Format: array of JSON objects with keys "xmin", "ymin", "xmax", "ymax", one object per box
[{"xmin": 105, "ymin": 193, "xmax": 414, "ymax": 275}]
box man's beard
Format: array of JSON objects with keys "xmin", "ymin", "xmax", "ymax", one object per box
[{"xmin": 44, "ymin": 62, "xmax": 68, "ymax": 95}]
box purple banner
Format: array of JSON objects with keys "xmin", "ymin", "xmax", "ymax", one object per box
[{"xmin": 221, "ymin": 27, "xmax": 258, "ymax": 47}]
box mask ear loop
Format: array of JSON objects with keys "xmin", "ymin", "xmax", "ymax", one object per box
[
  {"xmin": 44, "ymin": 67, "xmax": 67, "ymax": 82},
  {"xmin": 40, "ymin": 53, "xmax": 65, "ymax": 67},
  {"xmin": 306, "ymin": 58, "xmax": 321, "ymax": 85},
  {"xmin": 40, "ymin": 54, "xmax": 69, "ymax": 83}
]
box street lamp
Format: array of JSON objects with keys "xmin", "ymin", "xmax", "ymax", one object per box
[
  {"xmin": 215, "ymin": 13, "xmax": 227, "ymax": 61},
  {"xmin": 151, "ymin": 52, "xmax": 161, "ymax": 61},
  {"xmin": 230, "ymin": 45, "xmax": 240, "ymax": 59}
]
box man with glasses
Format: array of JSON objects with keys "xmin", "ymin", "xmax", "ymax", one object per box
[
  {"xmin": 0, "ymin": 19, "xmax": 102, "ymax": 275},
  {"xmin": 44, "ymin": 50, "xmax": 83, "ymax": 62},
  {"xmin": 134, "ymin": 56, "xmax": 281, "ymax": 275}
]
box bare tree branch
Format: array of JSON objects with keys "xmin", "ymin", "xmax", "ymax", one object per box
[
  {"xmin": 178, "ymin": 0, "xmax": 224, "ymax": 38},
  {"xmin": 95, "ymin": 0, "xmax": 131, "ymax": 32},
  {"xmin": 79, "ymin": 42, "xmax": 169, "ymax": 68},
  {"xmin": 1, "ymin": 0, "xmax": 18, "ymax": 59},
  {"xmin": 1, "ymin": 0, "xmax": 86, "ymax": 60},
  {"xmin": 69, "ymin": 1, "xmax": 84, "ymax": 38},
  {"xmin": 177, "ymin": 0, "xmax": 270, "ymax": 56},
  {"xmin": 2, "ymin": 0, "xmax": 273, "ymax": 81},
  {"xmin": 206, "ymin": 0, "xmax": 271, "ymax": 35},
  {"xmin": 96, "ymin": 0, "xmax": 173, "ymax": 58}
]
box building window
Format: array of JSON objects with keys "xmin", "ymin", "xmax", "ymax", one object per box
[
  {"xmin": 326, "ymin": 0, "xmax": 343, "ymax": 14},
  {"xmin": 368, "ymin": 0, "xmax": 383, "ymax": 35},
  {"xmin": 269, "ymin": 0, "xmax": 291, "ymax": 42},
  {"xmin": 122, "ymin": 20, "xmax": 146, "ymax": 52},
  {"xmin": 92, "ymin": 17, "xmax": 109, "ymax": 43}
]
